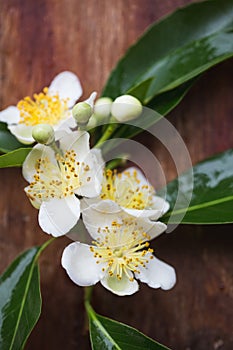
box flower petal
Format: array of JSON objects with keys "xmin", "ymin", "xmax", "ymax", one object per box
[
  {"xmin": 8, "ymin": 124, "xmax": 34, "ymax": 144},
  {"xmin": 150, "ymin": 195, "xmax": 170, "ymax": 219},
  {"xmin": 100, "ymin": 271, "xmax": 139, "ymax": 296},
  {"xmin": 38, "ymin": 196, "xmax": 80, "ymax": 237},
  {"xmin": 0, "ymin": 106, "xmax": 20, "ymax": 124},
  {"xmin": 81, "ymin": 200, "xmax": 167, "ymax": 242},
  {"xmin": 62, "ymin": 242, "xmax": 105, "ymax": 286},
  {"xmin": 77, "ymin": 149, "xmax": 104, "ymax": 198},
  {"xmin": 48, "ymin": 71, "xmax": 83, "ymax": 108},
  {"xmin": 135, "ymin": 254, "xmax": 176, "ymax": 290},
  {"xmin": 80, "ymin": 197, "xmax": 99, "ymax": 210},
  {"xmin": 121, "ymin": 166, "xmax": 149, "ymax": 187},
  {"xmin": 120, "ymin": 167, "xmax": 169, "ymax": 220},
  {"xmin": 24, "ymin": 185, "xmax": 42, "ymax": 209},
  {"xmin": 59, "ymin": 130, "xmax": 90, "ymax": 156},
  {"xmin": 81, "ymin": 200, "xmax": 123, "ymax": 239},
  {"xmin": 82, "ymin": 199, "xmax": 124, "ymax": 214},
  {"xmin": 22, "ymin": 144, "xmax": 56, "ymax": 182},
  {"xmin": 55, "ymin": 114, "xmax": 76, "ymax": 137},
  {"xmin": 135, "ymin": 219, "xmax": 167, "ymax": 241},
  {"xmin": 122, "ymin": 207, "xmax": 163, "ymax": 220}
]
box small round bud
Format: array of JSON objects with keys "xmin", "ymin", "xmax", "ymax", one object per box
[
  {"xmin": 72, "ymin": 102, "xmax": 92, "ymax": 125},
  {"xmin": 94, "ymin": 97, "xmax": 112, "ymax": 120},
  {"xmin": 32, "ymin": 124, "xmax": 55, "ymax": 145},
  {"xmin": 111, "ymin": 95, "xmax": 142, "ymax": 122}
]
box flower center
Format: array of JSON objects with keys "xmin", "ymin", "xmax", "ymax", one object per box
[
  {"xmin": 100, "ymin": 169, "xmax": 154, "ymax": 209},
  {"xmin": 26, "ymin": 150, "xmax": 92, "ymax": 202},
  {"xmin": 90, "ymin": 219, "xmax": 154, "ymax": 281},
  {"xmin": 113, "ymin": 248, "xmax": 123, "ymax": 258},
  {"xmin": 17, "ymin": 87, "xmax": 69, "ymax": 126}
]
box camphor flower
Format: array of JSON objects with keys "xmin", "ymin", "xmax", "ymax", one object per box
[
  {"xmin": 0, "ymin": 71, "xmax": 82, "ymax": 144},
  {"xmin": 62, "ymin": 201, "xmax": 176, "ymax": 296},
  {"xmin": 83, "ymin": 167, "xmax": 169, "ymax": 220},
  {"xmin": 23, "ymin": 130, "xmax": 104, "ymax": 237}
]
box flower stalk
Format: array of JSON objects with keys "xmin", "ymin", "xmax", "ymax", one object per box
[{"xmin": 94, "ymin": 122, "xmax": 118, "ymax": 148}]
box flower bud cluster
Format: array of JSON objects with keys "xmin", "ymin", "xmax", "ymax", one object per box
[{"xmin": 72, "ymin": 94, "xmax": 142, "ymax": 128}]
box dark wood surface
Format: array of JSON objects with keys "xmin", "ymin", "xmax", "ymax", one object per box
[{"xmin": 0, "ymin": 1, "xmax": 232, "ymax": 349}]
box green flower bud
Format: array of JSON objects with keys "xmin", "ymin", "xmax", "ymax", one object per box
[
  {"xmin": 32, "ymin": 124, "xmax": 55, "ymax": 145},
  {"xmin": 72, "ymin": 102, "xmax": 92, "ymax": 126},
  {"xmin": 94, "ymin": 97, "xmax": 112, "ymax": 121},
  {"xmin": 111, "ymin": 95, "xmax": 142, "ymax": 122}
]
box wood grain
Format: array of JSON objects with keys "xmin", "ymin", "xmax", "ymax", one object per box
[{"xmin": 0, "ymin": 1, "xmax": 232, "ymax": 349}]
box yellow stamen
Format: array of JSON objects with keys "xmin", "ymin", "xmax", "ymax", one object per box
[
  {"xmin": 101, "ymin": 169, "xmax": 154, "ymax": 210},
  {"xmin": 25, "ymin": 150, "xmax": 92, "ymax": 202},
  {"xmin": 90, "ymin": 218, "xmax": 153, "ymax": 282},
  {"xmin": 17, "ymin": 87, "xmax": 69, "ymax": 126}
]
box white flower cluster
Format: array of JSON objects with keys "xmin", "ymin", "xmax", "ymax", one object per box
[
  {"xmin": 0, "ymin": 71, "xmax": 142, "ymax": 144},
  {"xmin": 1, "ymin": 71, "xmax": 176, "ymax": 296}
]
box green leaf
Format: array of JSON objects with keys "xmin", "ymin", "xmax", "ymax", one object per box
[
  {"xmin": 0, "ymin": 247, "xmax": 41, "ymax": 350},
  {"xmin": 161, "ymin": 149, "xmax": 233, "ymax": 224},
  {"xmin": 0, "ymin": 122, "xmax": 26, "ymax": 154},
  {"xmin": 147, "ymin": 78, "xmax": 197, "ymax": 116},
  {"xmin": 0, "ymin": 148, "xmax": 32, "ymax": 168},
  {"xmin": 100, "ymin": 0, "xmax": 233, "ymax": 147},
  {"xmin": 103, "ymin": 0, "xmax": 233, "ymax": 103},
  {"xmin": 87, "ymin": 304, "xmax": 170, "ymax": 350}
]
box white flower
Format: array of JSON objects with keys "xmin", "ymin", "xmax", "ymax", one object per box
[
  {"xmin": 23, "ymin": 130, "xmax": 104, "ymax": 237},
  {"xmin": 62, "ymin": 201, "xmax": 176, "ymax": 296},
  {"xmin": 83, "ymin": 167, "xmax": 169, "ymax": 220},
  {"xmin": 0, "ymin": 71, "xmax": 83, "ymax": 144}
]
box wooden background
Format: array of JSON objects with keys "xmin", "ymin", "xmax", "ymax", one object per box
[{"xmin": 0, "ymin": 0, "xmax": 232, "ymax": 349}]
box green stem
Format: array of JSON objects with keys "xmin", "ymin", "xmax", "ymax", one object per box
[
  {"xmin": 34, "ymin": 237, "xmax": 56, "ymax": 264},
  {"xmin": 84, "ymin": 288, "xmax": 98, "ymax": 328},
  {"xmin": 84, "ymin": 286, "xmax": 94, "ymax": 304},
  {"xmin": 83, "ymin": 286, "xmax": 94, "ymax": 332},
  {"xmin": 84, "ymin": 297, "xmax": 121, "ymax": 350},
  {"xmin": 85, "ymin": 298, "xmax": 96, "ymax": 320},
  {"xmin": 95, "ymin": 123, "xmax": 118, "ymax": 148},
  {"xmin": 106, "ymin": 154, "xmax": 129, "ymax": 170},
  {"xmin": 84, "ymin": 286, "xmax": 94, "ymax": 316},
  {"xmin": 49, "ymin": 142, "xmax": 63, "ymax": 156}
]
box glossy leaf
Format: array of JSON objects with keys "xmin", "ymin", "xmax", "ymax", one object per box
[
  {"xmin": 0, "ymin": 148, "xmax": 32, "ymax": 168},
  {"xmin": 103, "ymin": 0, "xmax": 233, "ymax": 103},
  {"xmin": 0, "ymin": 122, "xmax": 25, "ymax": 154},
  {"xmin": 87, "ymin": 304, "xmax": 170, "ymax": 350},
  {"xmin": 100, "ymin": 0, "xmax": 233, "ymax": 147},
  {"xmin": 147, "ymin": 78, "xmax": 197, "ymax": 116},
  {"xmin": 161, "ymin": 149, "xmax": 233, "ymax": 224},
  {"xmin": 0, "ymin": 247, "xmax": 41, "ymax": 350}
]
